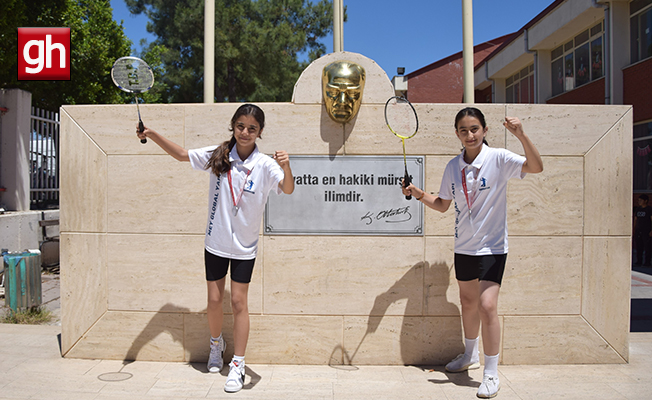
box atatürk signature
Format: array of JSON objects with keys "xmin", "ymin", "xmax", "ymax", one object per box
[{"xmin": 361, "ymin": 206, "xmax": 412, "ymax": 225}]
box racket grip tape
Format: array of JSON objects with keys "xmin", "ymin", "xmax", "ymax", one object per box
[
  {"xmin": 403, "ymin": 173, "xmax": 412, "ymax": 200},
  {"xmin": 138, "ymin": 121, "xmax": 147, "ymax": 144}
]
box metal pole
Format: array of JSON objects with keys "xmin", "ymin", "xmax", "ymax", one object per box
[
  {"xmin": 339, "ymin": 0, "xmax": 344, "ymax": 51},
  {"xmin": 204, "ymin": 0, "xmax": 215, "ymax": 103},
  {"xmin": 462, "ymin": 0, "xmax": 474, "ymax": 103},
  {"xmin": 333, "ymin": 0, "xmax": 343, "ymax": 52}
]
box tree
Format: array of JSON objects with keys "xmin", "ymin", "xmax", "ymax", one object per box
[
  {"xmin": 126, "ymin": 0, "xmax": 336, "ymax": 103},
  {"xmin": 0, "ymin": 0, "xmax": 133, "ymax": 110}
]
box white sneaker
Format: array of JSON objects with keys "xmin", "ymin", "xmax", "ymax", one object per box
[
  {"xmin": 477, "ymin": 375, "xmax": 500, "ymax": 398},
  {"xmin": 224, "ymin": 360, "xmax": 245, "ymax": 393},
  {"xmin": 207, "ymin": 337, "xmax": 225, "ymax": 373},
  {"xmin": 445, "ymin": 353, "xmax": 480, "ymax": 373}
]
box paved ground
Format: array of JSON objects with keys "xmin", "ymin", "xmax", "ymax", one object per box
[
  {"xmin": 631, "ymin": 266, "xmax": 652, "ymax": 332},
  {"xmin": 0, "ymin": 269, "xmax": 650, "ymax": 399}
]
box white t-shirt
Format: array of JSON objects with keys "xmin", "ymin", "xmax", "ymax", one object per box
[
  {"xmin": 188, "ymin": 144, "xmax": 285, "ymax": 259},
  {"xmin": 439, "ymin": 144, "xmax": 526, "ymax": 256}
]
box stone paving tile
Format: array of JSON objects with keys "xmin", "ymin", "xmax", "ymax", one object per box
[
  {"xmin": 1, "ymin": 272, "xmax": 652, "ymax": 400},
  {"xmin": 609, "ymin": 381, "xmax": 652, "ymax": 400},
  {"xmin": 498, "ymin": 363, "xmax": 637, "ymax": 384},
  {"xmin": 505, "ymin": 381, "xmax": 628, "ymax": 400},
  {"xmin": 146, "ymin": 378, "xmax": 215, "ymax": 398},
  {"xmin": 333, "ymin": 380, "xmax": 443, "ymax": 400}
]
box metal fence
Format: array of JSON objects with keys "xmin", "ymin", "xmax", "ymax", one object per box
[{"xmin": 30, "ymin": 107, "xmax": 59, "ymax": 209}]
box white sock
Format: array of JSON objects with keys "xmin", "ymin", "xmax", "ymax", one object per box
[
  {"xmin": 232, "ymin": 355, "xmax": 245, "ymax": 367},
  {"xmin": 464, "ymin": 337, "xmax": 479, "ymax": 362},
  {"xmin": 483, "ymin": 353, "xmax": 499, "ymax": 377},
  {"xmin": 211, "ymin": 334, "xmax": 222, "ymax": 344}
]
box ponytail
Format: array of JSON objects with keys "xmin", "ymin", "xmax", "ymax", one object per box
[{"xmin": 205, "ymin": 136, "xmax": 237, "ymax": 175}]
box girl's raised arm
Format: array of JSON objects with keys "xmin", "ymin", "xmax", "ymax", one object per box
[
  {"xmin": 503, "ymin": 117, "xmax": 543, "ymax": 174},
  {"xmin": 138, "ymin": 126, "xmax": 189, "ymax": 162},
  {"xmin": 273, "ymin": 150, "xmax": 295, "ymax": 194}
]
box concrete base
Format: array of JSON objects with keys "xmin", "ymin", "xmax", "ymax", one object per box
[{"xmin": 0, "ymin": 210, "xmax": 59, "ymax": 252}]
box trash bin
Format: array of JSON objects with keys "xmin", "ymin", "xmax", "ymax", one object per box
[{"xmin": 3, "ymin": 251, "xmax": 42, "ymax": 312}]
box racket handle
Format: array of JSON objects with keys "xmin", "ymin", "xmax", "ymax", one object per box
[
  {"xmin": 403, "ymin": 173, "xmax": 412, "ymax": 200},
  {"xmin": 138, "ymin": 120, "xmax": 147, "ymax": 144}
]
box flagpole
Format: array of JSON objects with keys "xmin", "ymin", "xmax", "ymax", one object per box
[
  {"xmin": 462, "ymin": 0, "xmax": 474, "ymax": 103},
  {"xmin": 333, "ymin": 0, "xmax": 343, "ymax": 52},
  {"xmin": 204, "ymin": 0, "xmax": 215, "ymax": 103}
]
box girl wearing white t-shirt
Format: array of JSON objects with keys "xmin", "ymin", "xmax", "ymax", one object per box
[
  {"xmin": 137, "ymin": 104, "xmax": 294, "ymax": 393},
  {"xmin": 402, "ymin": 107, "xmax": 543, "ymax": 399}
]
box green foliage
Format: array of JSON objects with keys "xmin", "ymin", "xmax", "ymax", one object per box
[
  {"xmin": 138, "ymin": 44, "xmax": 167, "ymax": 103},
  {"xmin": 0, "ymin": 0, "xmax": 133, "ymax": 111},
  {"xmin": 1, "ymin": 306, "xmax": 53, "ymax": 325},
  {"xmin": 126, "ymin": 0, "xmax": 336, "ymax": 103}
]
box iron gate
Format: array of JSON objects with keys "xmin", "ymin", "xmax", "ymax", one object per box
[{"xmin": 30, "ymin": 107, "xmax": 59, "ymax": 209}]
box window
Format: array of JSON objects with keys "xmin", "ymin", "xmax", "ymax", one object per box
[
  {"xmin": 631, "ymin": 2, "xmax": 652, "ymax": 63},
  {"xmin": 634, "ymin": 121, "xmax": 652, "ymax": 192},
  {"xmin": 564, "ymin": 53, "xmax": 574, "ymax": 91},
  {"xmin": 575, "ymin": 43, "xmax": 590, "ymax": 87},
  {"xmin": 551, "ymin": 22, "xmax": 603, "ymax": 96},
  {"xmin": 591, "ymin": 37, "xmax": 603, "ymax": 80},
  {"xmin": 505, "ymin": 64, "xmax": 534, "ymax": 104}
]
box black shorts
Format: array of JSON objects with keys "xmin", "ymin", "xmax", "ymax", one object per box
[
  {"xmin": 204, "ymin": 250, "xmax": 255, "ymax": 284},
  {"xmin": 454, "ymin": 253, "xmax": 507, "ymax": 285}
]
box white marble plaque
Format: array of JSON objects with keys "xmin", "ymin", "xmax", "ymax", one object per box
[{"xmin": 265, "ymin": 155, "xmax": 424, "ymax": 235}]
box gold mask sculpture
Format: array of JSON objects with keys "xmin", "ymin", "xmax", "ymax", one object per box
[{"xmin": 322, "ymin": 61, "xmax": 366, "ymax": 123}]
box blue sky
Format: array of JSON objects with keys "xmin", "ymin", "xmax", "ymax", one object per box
[{"xmin": 110, "ymin": 0, "xmax": 554, "ymax": 76}]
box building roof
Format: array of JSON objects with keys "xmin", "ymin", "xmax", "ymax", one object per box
[
  {"xmin": 474, "ymin": 0, "xmax": 564, "ymax": 72},
  {"xmin": 408, "ymin": 33, "xmax": 514, "ymax": 79}
]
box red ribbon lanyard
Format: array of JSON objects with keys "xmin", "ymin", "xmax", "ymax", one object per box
[
  {"xmin": 228, "ymin": 167, "xmax": 253, "ymax": 216},
  {"xmin": 460, "ymin": 167, "xmax": 476, "ymax": 216}
]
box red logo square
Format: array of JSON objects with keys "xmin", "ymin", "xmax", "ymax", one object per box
[{"xmin": 17, "ymin": 27, "xmax": 71, "ymax": 81}]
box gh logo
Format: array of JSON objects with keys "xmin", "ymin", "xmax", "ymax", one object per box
[{"xmin": 17, "ymin": 28, "xmax": 71, "ymax": 80}]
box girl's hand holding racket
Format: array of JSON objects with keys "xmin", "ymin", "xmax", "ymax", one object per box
[
  {"xmin": 136, "ymin": 124, "xmax": 150, "ymax": 142},
  {"xmin": 400, "ymin": 179, "xmax": 423, "ymax": 200}
]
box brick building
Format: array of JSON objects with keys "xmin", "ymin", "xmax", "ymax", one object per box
[
  {"xmin": 406, "ymin": 34, "xmax": 512, "ymax": 103},
  {"xmin": 406, "ymin": 0, "xmax": 652, "ymax": 196}
]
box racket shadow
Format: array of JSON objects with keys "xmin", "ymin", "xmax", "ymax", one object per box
[{"xmin": 330, "ymin": 261, "xmax": 463, "ymax": 368}]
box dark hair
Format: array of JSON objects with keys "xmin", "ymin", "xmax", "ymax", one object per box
[
  {"xmin": 455, "ymin": 107, "xmax": 489, "ymax": 146},
  {"xmin": 641, "ymin": 194, "xmax": 649, "ymax": 202},
  {"xmin": 205, "ymin": 104, "xmax": 265, "ymax": 175}
]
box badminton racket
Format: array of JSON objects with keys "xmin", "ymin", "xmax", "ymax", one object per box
[
  {"xmin": 384, "ymin": 96, "xmax": 418, "ymax": 200},
  {"xmin": 110, "ymin": 56, "xmax": 154, "ymax": 144}
]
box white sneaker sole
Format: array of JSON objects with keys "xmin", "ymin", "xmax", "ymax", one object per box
[
  {"xmin": 224, "ymin": 373, "xmax": 244, "ymax": 393},
  {"xmin": 445, "ymin": 360, "xmax": 481, "ymax": 373},
  {"xmin": 477, "ymin": 385, "xmax": 500, "ymax": 398},
  {"xmin": 207, "ymin": 342, "xmax": 226, "ymax": 373}
]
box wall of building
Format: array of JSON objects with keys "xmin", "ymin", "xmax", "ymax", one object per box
[
  {"xmin": 407, "ymin": 38, "xmax": 509, "ymax": 103},
  {"xmin": 624, "ymin": 57, "xmax": 652, "ymax": 123},
  {"xmin": 0, "ymin": 89, "xmax": 32, "ymax": 211},
  {"xmin": 60, "ymin": 53, "xmax": 632, "ymax": 367},
  {"xmin": 546, "ymin": 77, "xmax": 605, "ymax": 105},
  {"xmin": 475, "ymin": 86, "xmax": 493, "ymax": 103},
  {"xmin": 0, "ymin": 210, "xmax": 59, "ymax": 252}
]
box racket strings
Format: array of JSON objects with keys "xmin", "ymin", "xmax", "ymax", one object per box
[
  {"xmin": 385, "ymin": 99, "xmax": 418, "ymax": 139},
  {"xmin": 111, "ymin": 58, "xmax": 154, "ymax": 93}
]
